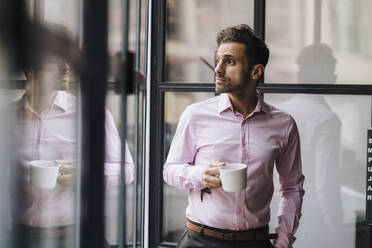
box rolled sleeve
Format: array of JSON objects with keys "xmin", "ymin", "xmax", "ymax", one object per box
[{"xmin": 275, "ymin": 118, "xmax": 305, "ymax": 248}]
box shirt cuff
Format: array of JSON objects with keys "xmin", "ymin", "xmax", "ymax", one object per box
[{"xmin": 189, "ymin": 165, "xmax": 207, "ymax": 191}]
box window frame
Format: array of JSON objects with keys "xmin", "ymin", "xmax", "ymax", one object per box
[{"xmin": 148, "ymin": 0, "xmax": 372, "ymax": 247}]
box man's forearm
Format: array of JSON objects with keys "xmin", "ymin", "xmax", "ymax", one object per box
[{"xmin": 163, "ymin": 163, "xmax": 205, "ymax": 191}]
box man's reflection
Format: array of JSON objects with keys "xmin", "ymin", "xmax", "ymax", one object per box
[
  {"xmin": 10, "ymin": 23, "xmax": 134, "ymax": 248},
  {"xmin": 279, "ymin": 43, "xmax": 349, "ymax": 247}
]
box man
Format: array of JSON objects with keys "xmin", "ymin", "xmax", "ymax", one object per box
[
  {"xmin": 163, "ymin": 24, "xmax": 305, "ymax": 248},
  {"xmin": 10, "ymin": 23, "xmax": 134, "ymax": 248}
]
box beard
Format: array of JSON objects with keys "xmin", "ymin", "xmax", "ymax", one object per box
[{"xmin": 215, "ymin": 71, "xmax": 251, "ymax": 94}]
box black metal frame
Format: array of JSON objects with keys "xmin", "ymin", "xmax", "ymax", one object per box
[
  {"xmin": 148, "ymin": 0, "xmax": 372, "ymax": 247},
  {"xmin": 148, "ymin": 0, "xmax": 167, "ymax": 247},
  {"xmin": 79, "ymin": 0, "xmax": 108, "ymax": 247}
]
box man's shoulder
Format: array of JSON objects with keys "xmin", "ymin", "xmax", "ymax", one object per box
[
  {"xmin": 185, "ymin": 95, "xmax": 219, "ymax": 112},
  {"xmin": 62, "ymin": 91, "xmax": 78, "ymax": 110},
  {"xmin": 181, "ymin": 95, "xmax": 219, "ymax": 119},
  {"xmin": 264, "ymin": 101, "xmax": 296, "ymax": 126}
]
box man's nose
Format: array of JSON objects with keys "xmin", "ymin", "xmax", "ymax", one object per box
[
  {"xmin": 60, "ymin": 63, "xmax": 70, "ymax": 74},
  {"xmin": 214, "ymin": 62, "xmax": 224, "ymax": 76}
]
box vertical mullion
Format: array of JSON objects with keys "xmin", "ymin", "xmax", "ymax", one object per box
[
  {"xmin": 144, "ymin": 0, "xmax": 150, "ymax": 75},
  {"xmin": 80, "ymin": 0, "xmax": 108, "ymax": 247},
  {"xmin": 119, "ymin": 0, "xmax": 130, "ymax": 247},
  {"xmin": 254, "ymin": 0, "xmax": 266, "ymax": 40},
  {"xmin": 149, "ymin": 0, "xmax": 166, "ymax": 247},
  {"xmin": 141, "ymin": 2, "xmax": 150, "ymax": 248},
  {"xmin": 132, "ymin": 0, "xmax": 142, "ymax": 246},
  {"xmin": 254, "ymin": 0, "xmax": 266, "ymax": 87},
  {"xmin": 140, "ymin": 88, "xmax": 147, "ymax": 248},
  {"xmin": 136, "ymin": 0, "xmax": 142, "ymax": 70}
]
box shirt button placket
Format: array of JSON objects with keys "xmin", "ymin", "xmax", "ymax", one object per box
[
  {"xmin": 241, "ymin": 121, "xmax": 246, "ymax": 162},
  {"xmin": 38, "ymin": 117, "xmax": 43, "ymax": 158}
]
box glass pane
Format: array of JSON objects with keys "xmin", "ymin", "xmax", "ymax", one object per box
[
  {"xmin": 140, "ymin": 0, "xmax": 148, "ymax": 74},
  {"xmin": 0, "ymin": 24, "xmax": 22, "ymax": 248},
  {"xmin": 265, "ymin": 93, "xmax": 370, "ymax": 247},
  {"xmin": 44, "ymin": 0, "xmax": 80, "ymax": 38},
  {"xmin": 166, "ymin": 0, "xmax": 254, "ymax": 83},
  {"xmin": 163, "ymin": 91, "xmax": 215, "ymax": 242},
  {"xmin": 265, "ymin": 0, "xmax": 372, "ymax": 84},
  {"xmin": 1, "ymin": 24, "xmax": 80, "ymax": 248},
  {"xmin": 106, "ymin": 0, "xmax": 137, "ymax": 246}
]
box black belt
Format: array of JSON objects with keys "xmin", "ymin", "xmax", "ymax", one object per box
[{"xmin": 186, "ymin": 219, "xmax": 278, "ymax": 241}]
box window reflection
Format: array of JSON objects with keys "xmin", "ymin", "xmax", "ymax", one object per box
[
  {"xmin": 166, "ymin": 0, "xmax": 254, "ymax": 83},
  {"xmin": 266, "ymin": 91, "xmax": 370, "ymax": 247},
  {"xmin": 265, "ymin": 0, "xmax": 372, "ymax": 84},
  {"xmin": 9, "ymin": 23, "xmax": 78, "ymax": 248},
  {"xmin": 266, "ymin": 41, "xmax": 370, "ymax": 247}
]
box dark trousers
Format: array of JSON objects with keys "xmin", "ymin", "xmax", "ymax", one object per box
[
  {"xmin": 12, "ymin": 224, "xmax": 75, "ymax": 248},
  {"xmin": 177, "ymin": 229, "xmax": 274, "ymax": 248}
]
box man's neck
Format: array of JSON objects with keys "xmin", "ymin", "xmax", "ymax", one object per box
[
  {"xmin": 228, "ymin": 87, "xmax": 258, "ymax": 118},
  {"xmin": 27, "ymin": 80, "xmax": 57, "ymax": 114}
]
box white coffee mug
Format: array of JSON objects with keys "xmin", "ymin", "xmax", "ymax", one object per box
[
  {"xmin": 29, "ymin": 160, "xmax": 60, "ymax": 189},
  {"xmin": 219, "ymin": 163, "xmax": 247, "ymax": 192}
]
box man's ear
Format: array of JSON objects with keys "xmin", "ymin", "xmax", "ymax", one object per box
[{"xmin": 250, "ymin": 64, "xmax": 264, "ymax": 80}]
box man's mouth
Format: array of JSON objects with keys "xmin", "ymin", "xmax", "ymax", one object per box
[
  {"xmin": 59, "ymin": 74, "xmax": 69, "ymax": 82},
  {"xmin": 216, "ymin": 77, "xmax": 226, "ymax": 83}
]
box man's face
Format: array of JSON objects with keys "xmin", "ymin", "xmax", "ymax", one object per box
[
  {"xmin": 215, "ymin": 42, "xmax": 251, "ymax": 94},
  {"xmin": 33, "ymin": 57, "xmax": 70, "ymax": 90}
]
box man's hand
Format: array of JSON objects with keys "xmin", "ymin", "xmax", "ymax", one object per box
[
  {"xmin": 56, "ymin": 160, "xmax": 75, "ymax": 186},
  {"xmin": 202, "ymin": 163, "xmax": 225, "ymax": 189}
]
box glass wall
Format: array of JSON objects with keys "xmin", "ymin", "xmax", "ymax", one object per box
[
  {"xmin": 166, "ymin": 0, "xmax": 254, "ymax": 83},
  {"xmin": 0, "ymin": 20, "xmax": 80, "ymax": 248},
  {"xmin": 0, "ymin": 0, "xmax": 149, "ymax": 247},
  {"xmin": 265, "ymin": 0, "xmax": 372, "ymax": 85},
  {"xmin": 266, "ymin": 93, "xmax": 371, "ymax": 247},
  {"xmin": 106, "ymin": 0, "xmax": 148, "ymax": 246}
]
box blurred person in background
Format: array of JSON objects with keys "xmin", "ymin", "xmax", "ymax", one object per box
[
  {"xmin": 10, "ymin": 23, "xmax": 134, "ymax": 248},
  {"xmin": 278, "ymin": 43, "xmax": 347, "ymax": 247},
  {"xmin": 163, "ymin": 24, "xmax": 304, "ymax": 248}
]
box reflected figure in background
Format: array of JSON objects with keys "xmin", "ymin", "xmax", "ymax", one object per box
[
  {"xmin": 164, "ymin": 24, "xmax": 304, "ymax": 248},
  {"xmin": 10, "ymin": 23, "xmax": 134, "ymax": 248},
  {"xmin": 278, "ymin": 43, "xmax": 346, "ymax": 247}
]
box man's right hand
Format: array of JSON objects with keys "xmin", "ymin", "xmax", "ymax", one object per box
[{"xmin": 202, "ymin": 163, "xmax": 225, "ymax": 189}]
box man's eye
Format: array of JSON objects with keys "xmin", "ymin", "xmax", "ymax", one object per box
[{"xmin": 227, "ymin": 59, "xmax": 235, "ymax": 65}]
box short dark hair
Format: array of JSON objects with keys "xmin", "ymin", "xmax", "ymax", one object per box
[
  {"xmin": 216, "ymin": 24, "xmax": 269, "ymax": 68},
  {"xmin": 22, "ymin": 22, "xmax": 73, "ymax": 78}
]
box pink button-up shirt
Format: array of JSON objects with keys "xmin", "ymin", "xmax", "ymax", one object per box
[
  {"xmin": 11, "ymin": 91, "xmax": 134, "ymax": 227},
  {"xmin": 163, "ymin": 93, "xmax": 304, "ymax": 248}
]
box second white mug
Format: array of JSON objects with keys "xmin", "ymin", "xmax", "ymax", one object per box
[{"xmin": 29, "ymin": 160, "xmax": 61, "ymax": 189}]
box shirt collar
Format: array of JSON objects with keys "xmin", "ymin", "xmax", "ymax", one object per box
[
  {"xmin": 19, "ymin": 90, "xmax": 68, "ymax": 113},
  {"xmin": 53, "ymin": 91, "xmax": 68, "ymax": 112},
  {"xmin": 218, "ymin": 91, "xmax": 270, "ymax": 115}
]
